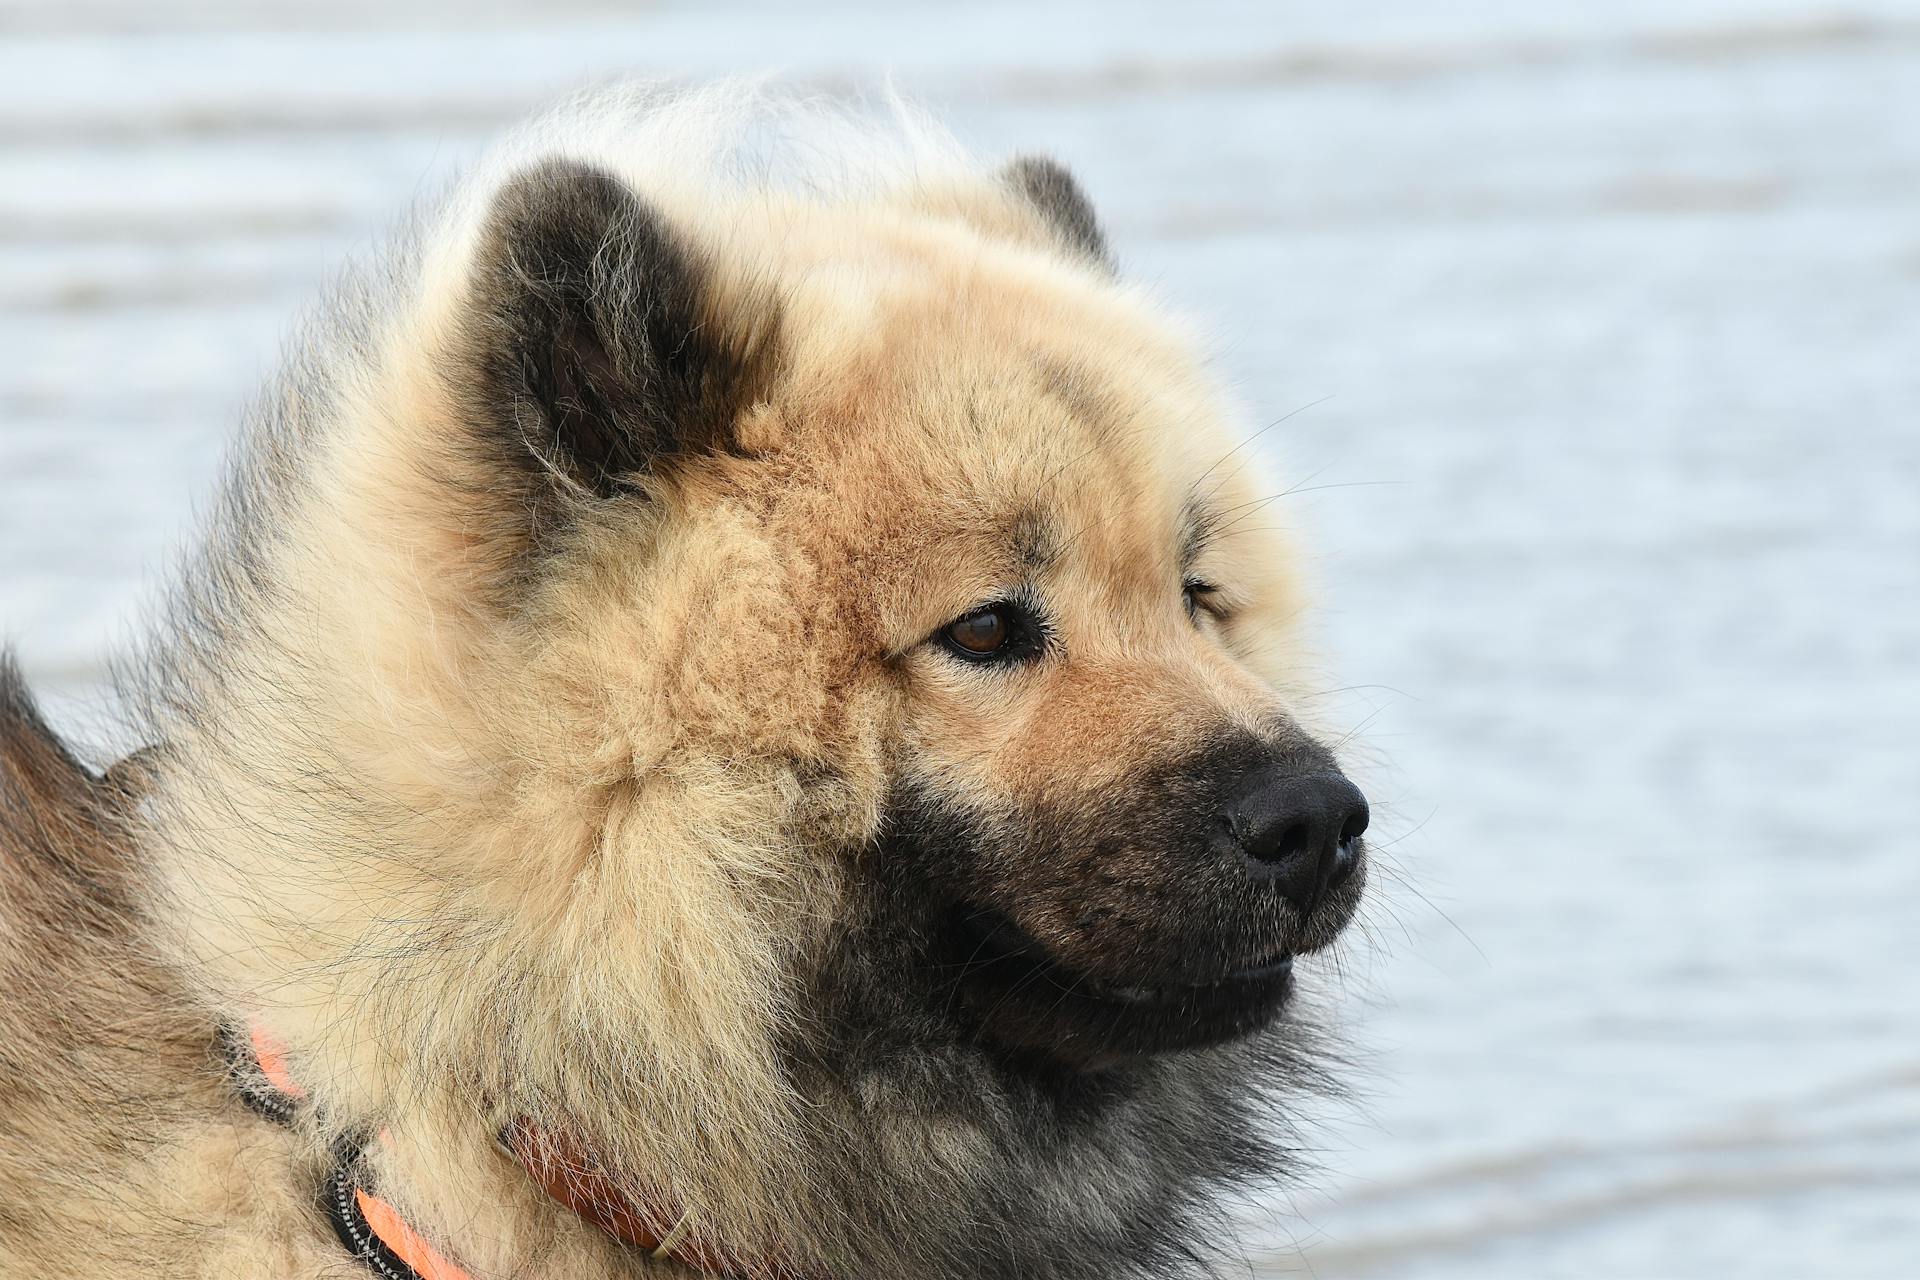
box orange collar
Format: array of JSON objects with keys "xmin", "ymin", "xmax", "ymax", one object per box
[{"xmin": 229, "ymin": 1022, "xmax": 816, "ymax": 1280}]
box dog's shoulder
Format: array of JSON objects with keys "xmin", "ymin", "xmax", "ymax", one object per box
[
  {"xmin": 0, "ymin": 656, "xmax": 131, "ymax": 910},
  {"xmin": 0, "ymin": 658, "xmax": 320, "ymax": 1278}
]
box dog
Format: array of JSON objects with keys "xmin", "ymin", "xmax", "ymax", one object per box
[{"xmin": 0, "ymin": 85, "xmax": 1369, "ymax": 1279}]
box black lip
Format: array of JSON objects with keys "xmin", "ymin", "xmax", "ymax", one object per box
[
  {"xmin": 944, "ymin": 908, "xmax": 1296, "ymax": 1064},
  {"xmin": 1082, "ymin": 950, "xmax": 1295, "ymax": 1005},
  {"xmin": 1223, "ymin": 952, "xmax": 1297, "ymax": 984}
]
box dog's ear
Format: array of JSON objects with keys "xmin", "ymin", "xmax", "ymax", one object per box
[
  {"xmin": 462, "ymin": 159, "xmax": 775, "ymax": 499},
  {"xmin": 1000, "ymin": 156, "xmax": 1113, "ymax": 273}
]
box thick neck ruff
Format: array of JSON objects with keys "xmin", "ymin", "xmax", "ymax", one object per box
[{"xmin": 225, "ymin": 1021, "xmax": 814, "ymax": 1279}]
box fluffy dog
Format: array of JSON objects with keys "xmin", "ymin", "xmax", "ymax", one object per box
[{"xmin": 0, "ymin": 86, "xmax": 1369, "ymax": 1279}]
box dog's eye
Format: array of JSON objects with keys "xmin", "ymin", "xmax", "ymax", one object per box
[
  {"xmin": 935, "ymin": 601, "xmax": 1046, "ymax": 665},
  {"xmin": 1183, "ymin": 579, "xmax": 1223, "ymax": 622},
  {"xmin": 943, "ymin": 607, "xmax": 1011, "ymax": 656}
]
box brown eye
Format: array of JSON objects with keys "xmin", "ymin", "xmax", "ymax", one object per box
[
  {"xmin": 944, "ymin": 607, "xmax": 1010, "ymax": 656},
  {"xmin": 934, "ymin": 599, "xmax": 1047, "ymax": 665}
]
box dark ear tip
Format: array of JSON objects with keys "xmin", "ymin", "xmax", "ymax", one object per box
[
  {"xmin": 1001, "ymin": 155, "xmax": 1114, "ymax": 272},
  {"xmin": 483, "ymin": 160, "xmax": 637, "ymax": 267},
  {"xmin": 495, "ymin": 155, "xmax": 619, "ymax": 195},
  {"xmin": 464, "ymin": 152, "xmax": 771, "ymax": 514},
  {"xmin": 1002, "ymin": 154, "xmax": 1075, "ymax": 191}
]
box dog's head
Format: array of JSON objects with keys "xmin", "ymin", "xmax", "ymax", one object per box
[
  {"xmin": 137, "ymin": 100, "xmax": 1374, "ymax": 1275},
  {"xmin": 439, "ymin": 152, "xmax": 1366, "ymax": 1074}
]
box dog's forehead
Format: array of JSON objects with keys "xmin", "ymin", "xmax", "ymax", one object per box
[
  {"xmin": 779, "ymin": 359, "xmax": 1196, "ymax": 578},
  {"xmin": 735, "ymin": 229, "xmax": 1262, "ymax": 610},
  {"xmin": 789, "ymin": 292, "xmax": 1222, "ymax": 509}
]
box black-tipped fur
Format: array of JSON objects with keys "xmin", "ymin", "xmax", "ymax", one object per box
[
  {"xmin": 1002, "ymin": 156, "xmax": 1114, "ymax": 271},
  {"xmin": 779, "ymin": 798, "xmax": 1331, "ymax": 1280}
]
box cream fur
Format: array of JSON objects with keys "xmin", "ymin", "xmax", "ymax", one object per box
[{"xmin": 1, "ymin": 83, "xmax": 1341, "ymax": 1280}]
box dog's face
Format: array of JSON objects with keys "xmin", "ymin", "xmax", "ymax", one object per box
[
  {"xmin": 782, "ymin": 329, "xmax": 1368, "ymax": 1070},
  {"xmin": 455, "ymin": 157, "xmax": 1366, "ymax": 1076}
]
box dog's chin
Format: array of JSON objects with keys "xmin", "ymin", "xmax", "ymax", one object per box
[{"xmin": 945, "ymin": 908, "xmax": 1297, "ymax": 1071}]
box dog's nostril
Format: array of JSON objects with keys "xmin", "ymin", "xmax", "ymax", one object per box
[
  {"xmin": 1257, "ymin": 821, "xmax": 1315, "ymax": 867},
  {"xmin": 1226, "ymin": 768, "xmax": 1369, "ymax": 914},
  {"xmin": 1327, "ymin": 831, "xmax": 1362, "ymax": 890},
  {"xmin": 1339, "ymin": 807, "xmax": 1370, "ymax": 847}
]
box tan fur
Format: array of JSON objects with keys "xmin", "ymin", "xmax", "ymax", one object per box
[{"xmin": 1, "ymin": 85, "xmax": 1341, "ymax": 1279}]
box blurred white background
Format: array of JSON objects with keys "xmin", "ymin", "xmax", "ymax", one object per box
[{"xmin": 2, "ymin": 1, "xmax": 1917, "ymax": 1275}]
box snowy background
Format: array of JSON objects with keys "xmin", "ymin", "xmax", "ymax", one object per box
[{"xmin": 3, "ymin": 1, "xmax": 1917, "ymax": 1275}]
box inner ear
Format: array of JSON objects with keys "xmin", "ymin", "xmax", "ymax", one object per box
[
  {"xmin": 1000, "ymin": 156, "xmax": 1114, "ymax": 273},
  {"xmin": 462, "ymin": 158, "xmax": 775, "ymax": 501},
  {"xmin": 537, "ymin": 316, "xmax": 636, "ymax": 484}
]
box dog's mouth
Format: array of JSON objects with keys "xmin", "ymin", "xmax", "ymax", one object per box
[{"xmin": 943, "ymin": 907, "xmax": 1296, "ymax": 1068}]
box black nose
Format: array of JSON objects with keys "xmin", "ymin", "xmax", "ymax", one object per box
[{"xmin": 1226, "ymin": 767, "xmax": 1370, "ymax": 913}]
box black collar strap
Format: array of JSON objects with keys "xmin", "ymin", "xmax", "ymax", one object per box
[
  {"xmin": 222, "ymin": 1021, "xmax": 815, "ymax": 1280},
  {"xmin": 222, "ymin": 1024, "xmax": 471, "ymax": 1280}
]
